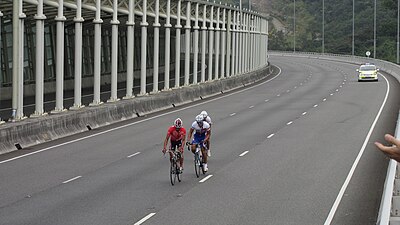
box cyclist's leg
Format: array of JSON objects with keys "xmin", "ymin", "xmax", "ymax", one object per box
[{"xmin": 177, "ymin": 140, "xmax": 184, "ymax": 169}]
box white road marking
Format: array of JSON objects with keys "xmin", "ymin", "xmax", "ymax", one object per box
[
  {"xmin": 340, "ymin": 85, "xmax": 342, "ymax": 88},
  {"xmin": 265, "ymin": 99, "xmax": 270, "ymax": 102},
  {"xmin": 324, "ymin": 74, "xmax": 390, "ymax": 225},
  {"xmin": 302, "ymin": 112, "xmax": 307, "ymax": 115},
  {"xmin": 267, "ymin": 134, "xmax": 275, "ymax": 139},
  {"xmin": 62, "ymin": 176, "xmax": 82, "ymax": 184},
  {"xmin": 342, "ymin": 82, "xmax": 345, "ymax": 85},
  {"xmin": 313, "ymin": 104, "xmax": 318, "ymax": 108},
  {"xmin": 230, "ymin": 113, "xmax": 236, "ymax": 116},
  {"xmin": 286, "ymin": 121, "xmax": 293, "ymax": 125},
  {"xmin": 294, "ymin": 86, "xmax": 297, "ymax": 89},
  {"xmin": 277, "ymin": 94, "xmax": 281, "ymax": 97},
  {"xmin": 134, "ymin": 213, "xmax": 156, "ymax": 225},
  {"xmin": 323, "ymin": 98, "xmax": 327, "ymax": 102},
  {"xmin": 127, "ymin": 152, "xmax": 141, "ymax": 158},
  {"xmin": 249, "ymin": 106, "xmax": 254, "ymax": 109},
  {"xmin": 300, "ymin": 83, "xmax": 303, "ymax": 85},
  {"xmin": 239, "ymin": 151, "xmax": 249, "ymax": 157},
  {"xmin": 336, "ymin": 89, "xmax": 339, "ymax": 92},
  {"xmin": 330, "ymin": 93, "xmax": 334, "ymax": 96},
  {"xmin": 0, "ymin": 67, "xmax": 284, "ymax": 165},
  {"xmin": 286, "ymin": 90, "xmax": 290, "ymax": 93},
  {"xmin": 199, "ymin": 175, "xmax": 213, "ymax": 183}
]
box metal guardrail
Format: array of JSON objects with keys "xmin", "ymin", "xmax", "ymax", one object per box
[{"xmin": 269, "ymin": 51, "xmax": 400, "ymax": 225}]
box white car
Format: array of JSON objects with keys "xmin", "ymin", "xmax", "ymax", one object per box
[{"xmin": 357, "ymin": 64, "xmax": 379, "ymax": 82}]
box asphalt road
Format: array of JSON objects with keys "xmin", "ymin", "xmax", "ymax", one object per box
[{"xmin": 0, "ymin": 56, "xmax": 399, "ymax": 225}]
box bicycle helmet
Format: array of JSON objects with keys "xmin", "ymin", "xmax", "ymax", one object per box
[
  {"xmin": 174, "ymin": 118, "xmax": 183, "ymax": 128},
  {"xmin": 200, "ymin": 111, "xmax": 208, "ymax": 119},
  {"xmin": 195, "ymin": 115, "xmax": 203, "ymax": 126}
]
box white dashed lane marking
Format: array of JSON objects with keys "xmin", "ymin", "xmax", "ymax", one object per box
[
  {"xmin": 62, "ymin": 176, "xmax": 82, "ymax": 184},
  {"xmin": 265, "ymin": 99, "xmax": 270, "ymax": 102},
  {"xmin": 199, "ymin": 175, "xmax": 213, "ymax": 183},
  {"xmin": 230, "ymin": 113, "xmax": 236, "ymax": 116},
  {"xmin": 239, "ymin": 151, "xmax": 249, "ymax": 157},
  {"xmin": 314, "ymin": 104, "xmax": 318, "ymax": 108},
  {"xmin": 134, "ymin": 213, "xmax": 156, "ymax": 225},
  {"xmin": 302, "ymin": 112, "xmax": 307, "ymax": 115},
  {"xmin": 267, "ymin": 134, "xmax": 275, "ymax": 139},
  {"xmin": 127, "ymin": 152, "xmax": 141, "ymax": 158},
  {"xmin": 287, "ymin": 121, "xmax": 293, "ymax": 125},
  {"xmin": 249, "ymin": 106, "xmax": 254, "ymax": 109},
  {"xmin": 323, "ymin": 98, "xmax": 327, "ymax": 102}
]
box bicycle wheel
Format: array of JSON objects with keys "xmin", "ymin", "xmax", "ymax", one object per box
[
  {"xmin": 194, "ymin": 153, "xmax": 201, "ymax": 178},
  {"xmin": 170, "ymin": 160, "xmax": 176, "ymax": 185},
  {"xmin": 200, "ymin": 152, "xmax": 205, "ymax": 174}
]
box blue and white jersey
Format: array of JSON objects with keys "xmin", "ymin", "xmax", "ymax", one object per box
[{"xmin": 191, "ymin": 121, "xmax": 210, "ymax": 135}]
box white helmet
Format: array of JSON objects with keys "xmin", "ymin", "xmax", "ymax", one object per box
[
  {"xmin": 195, "ymin": 114, "xmax": 203, "ymax": 124},
  {"xmin": 174, "ymin": 118, "xmax": 183, "ymax": 128},
  {"xmin": 200, "ymin": 110, "xmax": 208, "ymax": 119}
]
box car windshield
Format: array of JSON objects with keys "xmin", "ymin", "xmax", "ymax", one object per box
[{"xmin": 360, "ymin": 65, "xmax": 376, "ymax": 71}]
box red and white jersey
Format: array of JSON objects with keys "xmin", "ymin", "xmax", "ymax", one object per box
[
  {"xmin": 167, "ymin": 126, "xmax": 187, "ymax": 142},
  {"xmin": 191, "ymin": 121, "xmax": 210, "ymax": 134}
]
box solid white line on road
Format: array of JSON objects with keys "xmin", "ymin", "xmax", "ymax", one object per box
[
  {"xmin": 324, "ymin": 74, "xmax": 390, "ymax": 225},
  {"xmin": 0, "ymin": 67, "xmax": 284, "ymax": 165},
  {"xmin": 230, "ymin": 113, "xmax": 236, "ymax": 116},
  {"xmin": 287, "ymin": 121, "xmax": 293, "ymax": 125},
  {"xmin": 199, "ymin": 175, "xmax": 213, "ymax": 183},
  {"xmin": 323, "ymin": 98, "xmax": 327, "ymax": 102},
  {"xmin": 249, "ymin": 106, "xmax": 254, "ymax": 109},
  {"xmin": 267, "ymin": 134, "xmax": 275, "ymax": 139},
  {"xmin": 134, "ymin": 213, "xmax": 156, "ymax": 225},
  {"xmin": 127, "ymin": 152, "xmax": 141, "ymax": 158},
  {"xmin": 62, "ymin": 176, "xmax": 82, "ymax": 184},
  {"xmin": 239, "ymin": 151, "xmax": 249, "ymax": 157},
  {"xmin": 313, "ymin": 104, "xmax": 318, "ymax": 108},
  {"xmin": 302, "ymin": 112, "xmax": 307, "ymax": 115}
]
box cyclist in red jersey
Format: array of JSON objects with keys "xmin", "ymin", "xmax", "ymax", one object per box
[{"xmin": 163, "ymin": 118, "xmax": 187, "ymax": 173}]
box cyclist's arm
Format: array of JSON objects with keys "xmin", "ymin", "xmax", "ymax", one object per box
[
  {"xmin": 163, "ymin": 133, "xmax": 171, "ymax": 150},
  {"xmin": 187, "ymin": 128, "xmax": 194, "ymax": 144},
  {"xmin": 204, "ymin": 129, "xmax": 210, "ymax": 142}
]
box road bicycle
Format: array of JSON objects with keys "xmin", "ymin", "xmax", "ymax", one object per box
[
  {"xmin": 187, "ymin": 142, "xmax": 206, "ymax": 177},
  {"xmin": 165, "ymin": 148, "xmax": 182, "ymax": 185}
]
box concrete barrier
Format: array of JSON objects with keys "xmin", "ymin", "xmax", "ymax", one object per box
[{"xmin": 0, "ymin": 65, "xmax": 271, "ymax": 154}]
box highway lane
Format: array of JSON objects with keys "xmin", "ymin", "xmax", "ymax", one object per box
[{"xmin": 0, "ymin": 56, "xmax": 398, "ymax": 225}]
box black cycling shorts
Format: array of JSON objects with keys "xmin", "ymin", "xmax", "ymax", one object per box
[{"xmin": 171, "ymin": 140, "xmax": 182, "ymax": 150}]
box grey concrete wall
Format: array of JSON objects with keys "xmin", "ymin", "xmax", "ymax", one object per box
[{"xmin": 0, "ymin": 65, "xmax": 271, "ymax": 154}]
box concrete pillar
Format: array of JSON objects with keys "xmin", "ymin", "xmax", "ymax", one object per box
[
  {"xmin": 200, "ymin": 4, "xmax": 207, "ymax": 83},
  {"xmin": 220, "ymin": 7, "xmax": 226, "ymax": 79},
  {"xmin": 214, "ymin": 6, "xmax": 220, "ymax": 80},
  {"xmin": 184, "ymin": 1, "xmax": 191, "ymax": 86},
  {"xmin": 124, "ymin": 0, "xmax": 135, "ymax": 99},
  {"xmin": 175, "ymin": 0, "xmax": 182, "ymax": 88},
  {"xmin": 32, "ymin": 0, "xmax": 47, "ymax": 116},
  {"xmin": 208, "ymin": 4, "xmax": 214, "ymax": 81},
  {"xmin": 193, "ymin": 3, "xmax": 200, "ymax": 84},
  {"xmin": 108, "ymin": 0, "xmax": 120, "ymax": 102},
  {"xmin": 90, "ymin": 0, "xmax": 103, "ymax": 106},
  {"xmin": 70, "ymin": 0, "xmax": 85, "ymax": 110},
  {"xmin": 140, "ymin": 0, "xmax": 149, "ymax": 95},
  {"xmin": 152, "ymin": 0, "xmax": 161, "ymax": 93},
  {"xmin": 164, "ymin": 0, "xmax": 172, "ymax": 90},
  {"xmin": 52, "ymin": 0, "xmax": 67, "ymax": 113}
]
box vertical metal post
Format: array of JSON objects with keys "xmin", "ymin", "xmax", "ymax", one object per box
[
  {"xmin": 140, "ymin": 0, "xmax": 149, "ymax": 95},
  {"xmin": 322, "ymin": 0, "xmax": 324, "ymax": 54},
  {"xmin": 244, "ymin": 12, "xmax": 248, "ymax": 72},
  {"xmin": 90, "ymin": 0, "xmax": 103, "ymax": 106},
  {"xmin": 293, "ymin": 0, "xmax": 296, "ymax": 53},
  {"xmin": 152, "ymin": 0, "xmax": 160, "ymax": 93},
  {"xmin": 352, "ymin": 0, "xmax": 354, "ymax": 56},
  {"xmin": 175, "ymin": 0, "xmax": 182, "ymax": 88},
  {"xmin": 184, "ymin": 1, "xmax": 191, "ymax": 86},
  {"xmin": 0, "ymin": 10, "xmax": 3, "ymax": 123},
  {"xmin": 396, "ymin": 0, "xmax": 400, "ymax": 64},
  {"xmin": 208, "ymin": 4, "xmax": 214, "ymax": 81},
  {"xmin": 235, "ymin": 7, "xmax": 239, "ymax": 75},
  {"xmin": 221, "ymin": 6, "xmax": 226, "ymax": 78},
  {"xmin": 238, "ymin": 8, "xmax": 242, "ymax": 74},
  {"xmin": 32, "ymin": 0, "xmax": 47, "ymax": 116},
  {"xmin": 108, "ymin": 0, "xmax": 120, "ymax": 102},
  {"xmin": 124, "ymin": 0, "xmax": 135, "ymax": 98},
  {"xmin": 200, "ymin": 4, "xmax": 207, "ymax": 83},
  {"xmin": 214, "ymin": 6, "xmax": 220, "ymax": 80},
  {"xmin": 164, "ymin": 0, "xmax": 171, "ymax": 90},
  {"xmin": 71, "ymin": 0, "xmax": 85, "ymax": 110},
  {"xmin": 193, "ymin": 3, "xmax": 200, "ymax": 84},
  {"xmin": 52, "ymin": 0, "xmax": 66, "ymax": 113},
  {"xmin": 231, "ymin": 9, "xmax": 236, "ymax": 76},
  {"xmin": 374, "ymin": 0, "xmax": 376, "ymax": 58},
  {"xmin": 12, "ymin": 0, "xmax": 20, "ymax": 119},
  {"xmin": 226, "ymin": 8, "xmax": 232, "ymax": 77}
]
